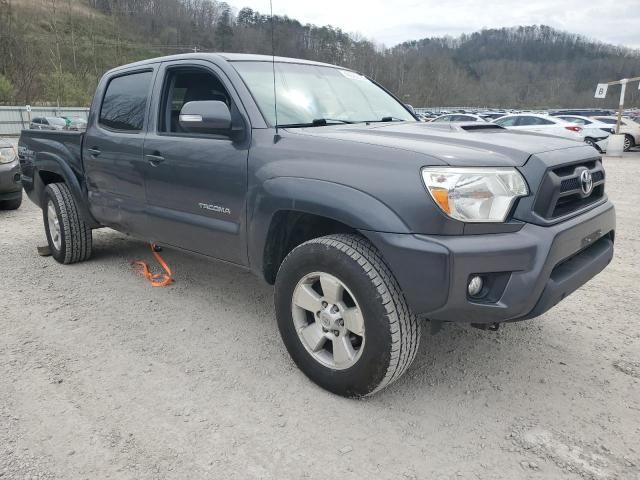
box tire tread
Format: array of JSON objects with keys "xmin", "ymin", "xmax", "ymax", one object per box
[
  {"xmin": 45, "ymin": 183, "xmax": 92, "ymax": 264},
  {"xmin": 282, "ymin": 233, "xmax": 421, "ymax": 395}
]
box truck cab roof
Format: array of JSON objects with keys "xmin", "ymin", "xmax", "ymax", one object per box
[{"xmin": 106, "ymin": 52, "xmax": 347, "ymax": 76}]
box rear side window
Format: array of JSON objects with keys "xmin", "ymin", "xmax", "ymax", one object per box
[
  {"xmin": 563, "ymin": 117, "xmax": 590, "ymax": 125},
  {"xmin": 99, "ymin": 71, "xmax": 153, "ymax": 131},
  {"xmin": 596, "ymin": 118, "xmax": 616, "ymax": 125},
  {"xmin": 518, "ymin": 116, "xmax": 553, "ymax": 126},
  {"xmin": 495, "ymin": 116, "xmax": 518, "ymax": 127}
]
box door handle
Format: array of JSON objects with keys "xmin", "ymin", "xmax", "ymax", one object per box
[
  {"xmin": 88, "ymin": 147, "xmax": 101, "ymax": 156},
  {"xmin": 145, "ymin": 153, "xmax": 165, "ymax": 166}
]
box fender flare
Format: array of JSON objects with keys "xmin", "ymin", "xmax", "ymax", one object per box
[
  {"xmin": 33, "ymin": 153, "xmax": 100, "ymax": 228},
  {"xmin": 248, "ymin": 176, "xmax": 410, "ymax": 276}
]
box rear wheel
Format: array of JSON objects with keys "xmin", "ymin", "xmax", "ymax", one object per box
[
  {"xmin": 0, "ymin": 192, "xmax": 22, "ymax": 210},
  {"xmin": 43, "ymin": 183, "xmax": 92, "ymax": 264},
  {"xmin": 275, "ymin": 234, "xmax": 421, "ymax": 397},
  {"xmin": 623, "ymin": 135, "xmax": 634, "ymax": 152}
]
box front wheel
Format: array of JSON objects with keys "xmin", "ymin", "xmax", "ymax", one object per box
[{"xmin": 275, "ymin": 234, "xmax": 421, "ymax": 397}]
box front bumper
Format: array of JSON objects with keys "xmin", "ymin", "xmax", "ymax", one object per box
[
  {"xmin": 595, "ymin": 137, "xmax": 608, "ymax": 152},
  {"xmin": 0, "ymin": 159, "xmax": 22, "ymax": 198},
  {"xmin": 365, "ymin": 201, "xmax": 615, "ymax": 323}
]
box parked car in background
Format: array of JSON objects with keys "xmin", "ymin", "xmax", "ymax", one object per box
[
  {"xmin": 64, "ymin": 117, "xmax": 88, "ymax": 131},
  {"xmin": 0, "ymin": 139, "xmax": 22, "ymax": 210},
  {"xmin": 554, "ymin": 115, "xmax": 614, "ymax": 152},
  {"xmin": 30, "ymin": 117, "xmax": 68, "ymax": 131},
  {"xmin": 592, "ymin": 116, "xmax": 640, "ymax": 151},
  {"xmin": 478, "ymin": 112, "xmax": 506, "ymax": 121},
  {"xmin": 493, "ymin": 113, "xmax": 608, "ymax": 151},
  {"xmin": 551, "ymin": 109, "xmax": 615, "ymax": 117},
  {"xmin": 430, "ymin": 113, "xmax": 486, "ymax": 123}
]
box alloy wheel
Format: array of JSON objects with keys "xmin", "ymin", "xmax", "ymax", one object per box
[
  {"xmin": 47, "ymin": 200, "xmax": 62, "ymax": 250},
  {"xmin": 291, "ymin": 272, "xmax": 365, "ymax": 370}
]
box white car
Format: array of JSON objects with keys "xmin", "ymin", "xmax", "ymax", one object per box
[
  {"xmin": 592, "ymin": 116, "xmax": 640, "ymax": 151},
  {"xmin": 493, "ymin": 113, "xmax": 608, "ymax": 151},
  {"xmin": 429, "ymin": 113, "xmax": 486, "ymax": 123},
  {"xmin": 555, "ymin": 115, "xmax": 614, "ymax": 152}
]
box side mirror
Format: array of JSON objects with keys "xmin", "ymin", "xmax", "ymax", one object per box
[
  {"xmin": 405, "ymin": 104, "xmax": 416, "ymax": 115},
  {"xmin": 179, "ymin": 100, "xmax": 232, "ymax": 133}
]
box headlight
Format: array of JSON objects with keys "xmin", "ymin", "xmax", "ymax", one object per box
[
  {"xmin": 421, "ymin": 167, "xmax": 528, "ymax": 222},
  {"xmin": 0, "ymin": 146, "xmax": 17, "ymax": 164}
]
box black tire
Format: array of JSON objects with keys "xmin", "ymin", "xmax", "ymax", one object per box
[
  {"xmin": 623, "ymin": 135, "xmax": 634, "ymax": 152},
  {"xmin": 0, "ymin": 192, "xmax": 22, "ymax": 210},
  {"xmin": 275, "ymin": 234, "xmax": 421, "ymax": 397},
  {"xmin": 43, "ymin": 183, "xmax": 92, "ymax": 264}
]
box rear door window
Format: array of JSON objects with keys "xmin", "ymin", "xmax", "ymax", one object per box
[
  {"xmin": 495, "ymin": 116, "xmax": 518, "ymax": 127},
  {"xmin": 518, "ymin": 116, "xmax": 553, "ymax": 126},
  {"xmin": 99, "ymin": 71, "xmax": 153, "ymax": 132}
]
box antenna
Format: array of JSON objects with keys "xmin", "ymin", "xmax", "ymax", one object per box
[{"xmin": 270, "ymin": 0, "xmax": 279, "ymax": 136}]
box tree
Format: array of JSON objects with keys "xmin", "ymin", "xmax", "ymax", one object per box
[
  {"xmin": 214, "ymin": 3, "xmax": 233, "ymax": 50},
  {"xmin": 0, "ymin": 74, "xmax": 13, "ymax": 103}
]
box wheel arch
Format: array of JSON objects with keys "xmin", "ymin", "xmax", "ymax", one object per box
[
  {"xmin": 33, "ymin": 153, "xmax": 100, "ymax": 228},
  {"xmin": 249, "ymin": 177, "xmax": 410, "ymax": 283}
]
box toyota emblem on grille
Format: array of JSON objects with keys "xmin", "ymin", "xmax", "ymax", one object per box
[{"xmin": 580, "ymin": 170, "xmax": 594, "ymax": 195}]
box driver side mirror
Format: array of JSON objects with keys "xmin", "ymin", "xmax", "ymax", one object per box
[
  {"xmin": 405, "ymin": 104, "xmax": 416, "ymax": 115},
  {"xmin": 179, "ymin": 100, "xmax": 232, "ymax": 133}
]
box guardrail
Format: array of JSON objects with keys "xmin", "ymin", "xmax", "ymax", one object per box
[{"xmin": 0, "ymin": 106, "xmax": 90, "ymax": 136}]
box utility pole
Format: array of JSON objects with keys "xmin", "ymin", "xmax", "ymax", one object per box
[{"xmin": 594, "ymin": 76, "xmax": 640, "ymax": 134}]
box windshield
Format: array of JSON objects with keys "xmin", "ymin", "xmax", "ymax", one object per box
[{"xmin": 232, "ymin": 61, "xmax": 415, "ymax": 126}]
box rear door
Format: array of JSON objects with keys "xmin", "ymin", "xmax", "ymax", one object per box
[
  {"xmin": 142, "ymin": 59, "xmax": 250, "ymax": 265},
  {"xmin": 83, "ymin": 68, "xmax": 156, "ymax": 235}
]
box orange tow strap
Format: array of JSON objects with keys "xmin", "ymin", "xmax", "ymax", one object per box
[{"xmin": 131, "ymin": 243, "xmax": 175, "ymax": 287}]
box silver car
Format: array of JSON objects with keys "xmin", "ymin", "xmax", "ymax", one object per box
[
  {"xmin": 0, "ymin": 138, "xmax": 21, "ymax": 210},
  {"xmin": 29, "ymin": 116, "xmax": 68, "ymax": 130}
]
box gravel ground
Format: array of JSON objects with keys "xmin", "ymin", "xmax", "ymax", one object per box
[{"xmin": 1, "ymin": 146, "xmax": 639, "ymax": 480}]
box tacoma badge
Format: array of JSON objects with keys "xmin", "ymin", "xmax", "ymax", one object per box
[{"xmin": 198, "ymin": 203, "xmax": 231, "ymax": 215}]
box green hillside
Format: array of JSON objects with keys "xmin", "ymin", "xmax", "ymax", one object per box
[{"xmin": 0, "ymin": 0, "xmax": 638, "ymax": 108}]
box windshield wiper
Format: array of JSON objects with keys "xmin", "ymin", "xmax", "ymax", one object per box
[
  {"xmin": 364, "ymin": 116, "xmax": 406, "ymax": 123},
  {"xmin": 311, "ymin": 118, "xmax": 354, "ymax": 125},
  {"xmin": 277, "ymin": 118, "xmax": 354, "ymax": 128}
]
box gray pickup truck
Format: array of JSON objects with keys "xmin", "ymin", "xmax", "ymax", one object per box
[{"xmin": 18, "ymin": 53, "xmax": 615, "ymax": 397}]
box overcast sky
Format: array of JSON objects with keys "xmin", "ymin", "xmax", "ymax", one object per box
[{"xmin": 225, "ymin": 0, "xmax": 640, "ymax": 49}]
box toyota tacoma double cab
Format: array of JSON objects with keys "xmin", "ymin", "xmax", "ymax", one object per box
[{"xmin": 18, "ymin": 54, "xmax": 615, "ymax": 397}]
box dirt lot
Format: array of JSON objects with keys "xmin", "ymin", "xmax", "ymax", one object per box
[{"xmin": 1, "ymin": 147, "xmax": 639, "ymax": 480}]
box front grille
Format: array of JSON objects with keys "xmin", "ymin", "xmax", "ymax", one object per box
[
  {"xmin": 560, "ymin": 170, "xmax": 604, "ymax": 193},
  {"xmin": 553, "ymin": 185, "xmax": 605, "ymax": 217},
  {"xmin": 533, "ymin": 160, "xmax": 605, "ymax": 220}
]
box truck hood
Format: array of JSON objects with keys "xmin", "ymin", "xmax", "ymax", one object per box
[{"xmin": 287, "ymin": 122, "xmax": 589, "ymax": 167}]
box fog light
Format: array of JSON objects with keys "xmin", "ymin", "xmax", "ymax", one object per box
[{"xmin": 468, "ymin": 276, "xmax": 484, "ymax": 297}]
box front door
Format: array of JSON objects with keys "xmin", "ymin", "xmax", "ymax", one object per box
[{"xmin": 142, "ymin": 61, "xmax": 250, "ymax": 265}]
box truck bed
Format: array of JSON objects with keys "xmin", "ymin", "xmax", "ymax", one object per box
[{"xmin": 18, "ymin": 129, "xmax": 85, "ymax": 208}]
